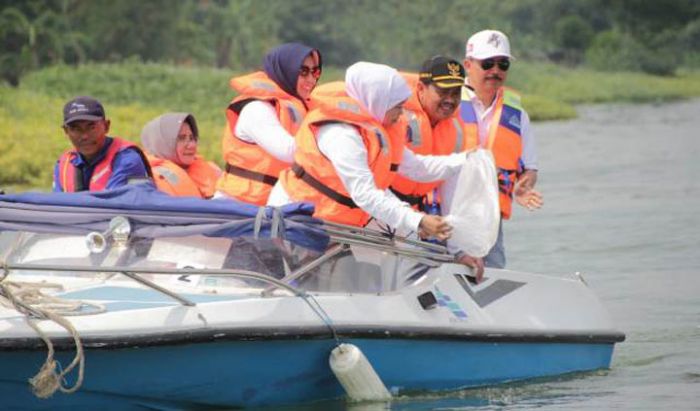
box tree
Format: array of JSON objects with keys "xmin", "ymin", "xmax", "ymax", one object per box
[
  {"xmin": 553, "ymin": 15, "xmax": 594, "ymax": 65},
  {"xmin": 0, "ymin": 0, "xmax": 87, "ymax": 85},
  {"xmin": 199, "ymin": 0, "xmax": 280, "ymax": 69}
]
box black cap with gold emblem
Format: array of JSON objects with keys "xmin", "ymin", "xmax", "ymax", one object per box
[{"xmin": 418, "ymin": 56, "xmax": 466, "ymax": 89}]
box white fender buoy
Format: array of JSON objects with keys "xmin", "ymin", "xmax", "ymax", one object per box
[{"xmin": 329, "ymin": 343, "xmax": 391, "ymax": 402}]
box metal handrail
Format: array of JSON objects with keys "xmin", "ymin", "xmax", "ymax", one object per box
[
  {"xmin": 1, "ymin": 261, "xmax": 342, "ymax": 344},
  {"xmin": 119, "ymin": 271, "xmax": 196, "ymax": 306},
  {"xmin": 3, "ymin": 262, "xmax": 306, "ymax": 301},
  {"xmin": 328, "ymin": 235, "xmax": 455, "ymax": 262},
  {"xmin": 322, "ymin": 221, "xmax": 450, "ymax": 254},
  {"xmin": 277, "ymin": 243, "xmax": 350, "ymax": 287}
]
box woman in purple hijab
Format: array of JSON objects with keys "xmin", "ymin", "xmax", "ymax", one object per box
[{"xmin": 216, "ymin": 43, "xmax": 323, "ymax": 205}]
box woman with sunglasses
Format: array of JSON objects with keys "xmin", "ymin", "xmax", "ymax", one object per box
[
  {"xmin": 141, "ymin": 113, "xmax": 222, "ymax": 199},
  {"xmin": 215, "ymin": 43, "xmax": 322, "ymax": 205},
  {"xmin": 460, "ymin": 29, "xmax": 543, "ymax": 269}
]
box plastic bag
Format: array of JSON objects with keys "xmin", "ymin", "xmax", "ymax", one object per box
[{"xmin": 442, "ymin": 149, "xmax": 500, "ymax": 257}]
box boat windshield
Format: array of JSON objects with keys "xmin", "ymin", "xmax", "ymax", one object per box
[{"xmin": 0, "ymin": 228, "xmax": 440, "ymax": 295}]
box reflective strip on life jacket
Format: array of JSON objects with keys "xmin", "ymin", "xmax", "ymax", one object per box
[{"xmin": 451, "ymin": 117, "xmax": 464, "ymax": 153}]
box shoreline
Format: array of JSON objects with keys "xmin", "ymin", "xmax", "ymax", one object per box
[{"xmin": 2, "ymin": 62, "xmax": 700, "ymax": 190}]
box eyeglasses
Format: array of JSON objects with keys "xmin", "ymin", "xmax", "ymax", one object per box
[
  {"xmin": 299, "ymin": 65, "xmax": 322, "ymax": 79},
  {"xmin": 176, "ymin": 135, "xmax": 197, "ymax": 144},
  {"xmin": 479, "ymin": 58, "xmax": 510, "ymax": 71}
]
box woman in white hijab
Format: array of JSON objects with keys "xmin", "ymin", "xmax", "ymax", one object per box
[
  {"xmin": 269, "ymin": 62, "xmax": 468, "ymax": 240},
  {"xmin": 141, "ymin": 113, "xmax": 221, "ymax": 198}
]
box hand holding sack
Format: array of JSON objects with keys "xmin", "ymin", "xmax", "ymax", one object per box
[{"xmin": 443, "ymin": 149, "xmax": 500, "ymax": 257}]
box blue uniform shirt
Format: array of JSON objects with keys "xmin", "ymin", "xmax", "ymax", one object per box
[{"xmin": 53, "ymin": 137, "xmax": 150, "ymax": 192}]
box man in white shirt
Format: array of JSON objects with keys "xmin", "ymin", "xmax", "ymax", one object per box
[{"xmin": 461, "ymin": 30, "xmax": 544, "ymax": 268}]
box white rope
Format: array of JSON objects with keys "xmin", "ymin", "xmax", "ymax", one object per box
[{"xmin": 0, "ymin": 278, "xmax": 104, "ymax": 398}]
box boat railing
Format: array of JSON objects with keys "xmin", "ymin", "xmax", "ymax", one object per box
[
  {"xmin": 271, "ymin": 222, "xmax": 455, "ymax": 292},
  {"xmin": 2, "ymin": 215, "xmax": 458, "ymax": 310},
  {"xmin": 2, "ymin": 260, "xmax": 342, "ymax": 346},
  {"xmin": 1, "ymin": 262, "xmax": 311, "ymax": 306},
  {"xmin": 322, "ymin": 220, "xmax": 451, "ymax": 255}
]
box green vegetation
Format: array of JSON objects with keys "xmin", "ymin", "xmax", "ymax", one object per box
[
  {"xmin": 2, "ymin": 0, "xmax": 700, "ymax": 191},
  {"xmin": 2, "ymin": 0, "xmax": 700, "ymax": 85},
  {"xmin": 509, "ymin": 63, "xmax": 700, "ymax": 120},
  {"xmin": 3, "ymin": 61, "xmax": 700, "ymax": 192},
  {"xmin": 0, "ymin": 63, "xmax": 232, "ymax": 191}
]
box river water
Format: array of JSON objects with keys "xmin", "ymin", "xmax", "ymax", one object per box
[
  {"xmin": 4, "ymin": 99, "xmax": 698, "ymax": 410},
  {"xmin": 489, "ymin": 98, "xmax": 700, "ymax": 410},
  {"xmin": 287, "ymin": 99, "xmax": 700, "ymax": 410}
]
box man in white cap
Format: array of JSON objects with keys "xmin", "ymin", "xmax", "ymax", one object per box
[{"xmin": 460, "ymin": 29, "xmax": 543, "ymax": 268}]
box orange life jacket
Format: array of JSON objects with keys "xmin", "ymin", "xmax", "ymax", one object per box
[
  {"xmin": 389, "ymin": 73, "xmax": 477, "ymax": 208},
  {"xmin": 57, "ymin": 137, "xmax": 144, "ymax": 192},
  {"xmin": 147, "ymin": 153, "xmax": 221, "ymax": 199},
  {"xmin": 216, "ymin": 71, "xmax": 307, "ymax": 205},
  {"xmin": 385, "ymin": 119, "xmax": 407, "ymax": 184},
  {"xmin": 279, "ymin": 84, "xmax": 394, "ymax": 227},
  {"xmin": 460, "ymin": 86, "xmax": 524, "ymax": 219},
  {"xmin": 309, "ymin": 81, "xmax": 406, "ymax": 185}
]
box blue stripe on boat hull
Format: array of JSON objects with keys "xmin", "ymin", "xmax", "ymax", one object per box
[{"xmin": 0, "ymin": 338, "xmax": 615, "ymax": 410}]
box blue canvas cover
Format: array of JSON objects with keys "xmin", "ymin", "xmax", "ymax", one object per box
[{"xmin": 0, "ymin": 183, "xmax": 329, "ymax": 251}]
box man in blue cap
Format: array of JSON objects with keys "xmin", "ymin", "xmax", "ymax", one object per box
[{"xmin": 53, "ymin": 96, "xmax": 151, "ymax": 192}]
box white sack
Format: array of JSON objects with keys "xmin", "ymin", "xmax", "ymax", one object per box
[{"xmin": 442, "ymin": 149, "xmax": 500, "ymax": 257}]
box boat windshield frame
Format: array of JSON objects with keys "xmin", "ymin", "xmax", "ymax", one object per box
[{"xmin": 0, "ymin": 218, "xmax": 455, "ymax": 302}]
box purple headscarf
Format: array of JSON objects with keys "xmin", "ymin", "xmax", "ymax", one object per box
[{"xmin": 263, "ymin": 43, "xmax": 322, "ymax": 102}]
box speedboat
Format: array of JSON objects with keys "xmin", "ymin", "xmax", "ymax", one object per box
[{"xmin": 0, "ymin": 184, "xmax": 625, "ymax": 410}]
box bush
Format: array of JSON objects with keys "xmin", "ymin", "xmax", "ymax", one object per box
[
  {"xmin": 680, "ymin": 19, "xmax": 700, "ymax": 68},
  {"xmin": 4, "ymin": 62, "xmax": 700, "ymax": 191},
  {"xmin": 0, "ymin": 87, "xmax": 67, "ymax": 189},
  {"xmin": 553, "ymin": 16, "xmax": 594, "ymax": 65},
  {"xmin": 585, "ymin": 30, "xmax": 676, "ymax": 76},
  {"xmin": 586, "ymin": 30, "xmax": 643, "ymax": 72},
  {"xmin": 21, "ymin": 62, "xmax": 235, "ymax": 124}
]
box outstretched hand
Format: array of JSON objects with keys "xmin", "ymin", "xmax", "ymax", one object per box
[
  {"xmin": 457, "ymin": 253, "xmax": 484, "ymax": 283},
  {"xmin": 514, "ymin": 170, "xmax": 543, "ymax": 211},
  {"xmin": 514, "ymin": 187, "xmax": 543, "ymax": 210},
  {"xmin": 418, "ymin": 215, "xmax": 453, "ymax": 241}
]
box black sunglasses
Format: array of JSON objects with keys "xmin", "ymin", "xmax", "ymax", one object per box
[
  {"xmin": 480, "ymin": 58, "xmax": 510, "ymax": 71},
  {"xmin": 299, "ymin": 65, "xmax": 322, "ymax": 78}
]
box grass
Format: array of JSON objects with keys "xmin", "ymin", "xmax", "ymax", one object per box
[
  {"xmin": 509, "ymin": 62, "xmax": 700, "ymax": 120},
  {"xmin": 2, "ymin": 61, "xmax": 700, "ymax": 191}
]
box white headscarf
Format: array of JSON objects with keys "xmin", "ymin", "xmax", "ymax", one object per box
[
  {"xmin": 140, "ymin": 113, "xmax": 198, "ymax": 163},
  {"xmin": 345, "ymin": 62, "xmax": 411, "ymax": 122}
]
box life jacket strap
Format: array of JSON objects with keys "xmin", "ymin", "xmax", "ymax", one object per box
[
  {"xmin": 292, "ymin": 163, "xmax": 358, "ymax": 209},
  {"xmin": 389, "ymin": 186, "xmax": 425, "ymax": 207},
  {"xmin": 225, "ymin": 163, "xmax": 278, "ymax": 186}
]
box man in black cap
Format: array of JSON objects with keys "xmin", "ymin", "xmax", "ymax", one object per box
[
  {"xmin": 416, "ymin": 56, "xmax": 468, "ymax": 127},
  {"xmin": 390, "ymin": 56, "xmax": 483, "ymax": 278},
  {"xmin": 53, "ymin": 96, "xmax": 151, "ymax": 192},
  {"xmin": 391, "ymin": 56, "xmax": 475, "ymax": 205}
]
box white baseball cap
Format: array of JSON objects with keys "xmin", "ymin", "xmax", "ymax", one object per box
[{"xmin": 465, "ymin": 30, "xmax": 514, "ymax": 60}]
